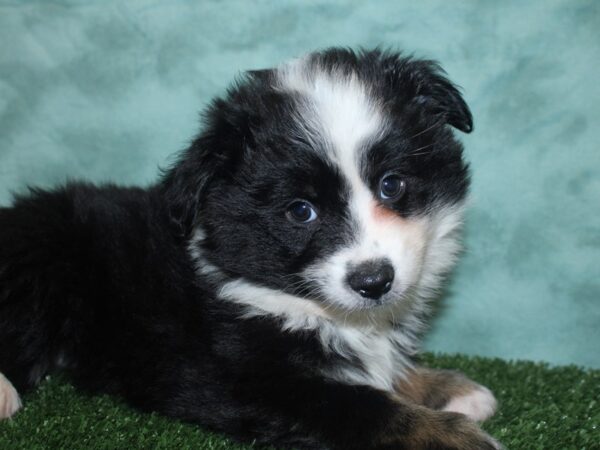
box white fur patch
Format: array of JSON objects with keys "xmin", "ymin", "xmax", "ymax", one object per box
[
  {"xmin": 218, "ymin": 277, "xmax": 414, "ymax": 391},
  {"xmin": 0, "ymin": 373, "xmax": 22, "ymax": 420},
  {"xmin": 188, "ymin": 227, "xmax": 228, "ymax": 283},
  {"xmin": 415, "ymin": 203, "xmax": 466, "ymax": 300},
  {"xmin": 442, "ymin": 386, "xmax": 497, "ymax": 422},
  {"xmin": 277, "ymin": 57, "xmax": 385, "ymax": 162},
  {"xmin": 322, "ymin": 325, "xmax": 413, "ymax": 391},
  {"xmin": 219, "ymin": 277, "xmax": 332, "ymax": 330}
]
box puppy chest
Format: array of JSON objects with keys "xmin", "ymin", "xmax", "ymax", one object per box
[{"xmin": 323, "ymin": 328, "xmax": 411, "ymax": 392}]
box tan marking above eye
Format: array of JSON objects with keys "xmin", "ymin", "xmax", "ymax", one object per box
[{"xmin": 372, "ymin": 203, "xmax": 402, "ymax": 222}]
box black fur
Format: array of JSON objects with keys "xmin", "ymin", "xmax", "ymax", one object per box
[{"xmin": 0, "ymin": 49, "xmax": 497, "ymax": 449}]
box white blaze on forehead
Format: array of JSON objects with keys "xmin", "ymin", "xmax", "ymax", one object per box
[
  {"xmin": 276, "ymin": 58, "xmax": 385, "ymax": 170},
  {"xmin": 277, "ymin": 58, "xmax": 390, "ymax": 245}
]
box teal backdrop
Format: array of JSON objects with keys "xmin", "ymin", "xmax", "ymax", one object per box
[{"xmin": 1, "ymin": 0, "xmax": 598, "ymax": 367}]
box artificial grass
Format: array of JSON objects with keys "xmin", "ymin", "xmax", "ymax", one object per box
[{"xmin": 1, "ymin": 354, "xmax": 598, "ymax": 450}]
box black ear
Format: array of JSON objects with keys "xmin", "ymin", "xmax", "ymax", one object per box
[
  {"xmin": 160, "ymin": 99, "xmax": 248, "ymax": 236},
  {"xmin": 159, "ymin": 139, "xmax": 223, "ymax": 236},
  {"xmin": 377, "ymin": 50, "xmax": 473, "ymax": 133},
  {"xmin": 409, "ymin": 60, "xmax": 473, "ymax": 133}
]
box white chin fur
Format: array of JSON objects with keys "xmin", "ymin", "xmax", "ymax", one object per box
[
  {"xmin": 442, "ymin": 386, "xmax": 498, "ymax": 422},
  {"xmin": 0, "ymin": 373, "xmax": 22, "ymax": 420}
]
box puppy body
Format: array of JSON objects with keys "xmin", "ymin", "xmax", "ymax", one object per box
[{"xmin": 0, "ymin": 49, "xmax": 499, "ymax": 449}]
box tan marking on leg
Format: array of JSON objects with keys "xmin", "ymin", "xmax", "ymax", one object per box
[
  {"xmin": 0, "ymin": 373, "xmax": 22, "ymax": 419},
  {"xmin": 393, "ymin": 367, "xmax": 430, "ymax": 404}
]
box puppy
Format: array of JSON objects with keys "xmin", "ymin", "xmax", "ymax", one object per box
[{"xmin": 0, "ymin": 48, "xmax": 500, "ymax": 449}]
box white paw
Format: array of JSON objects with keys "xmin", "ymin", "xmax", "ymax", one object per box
[
  {"xmin": 442, "ymin": 386, "xmax": 497, "ymax": 422},
  {"xmin": 0, "ymin": 372, "xmax": 22, "ymax": 419}
]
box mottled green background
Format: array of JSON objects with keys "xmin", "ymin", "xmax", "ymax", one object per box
[{"xmin": 1, "ymin": 0, "xmax": 598, "ymax": 367}]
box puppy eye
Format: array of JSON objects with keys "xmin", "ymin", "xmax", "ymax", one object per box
[
  {"xmin": 379, "ymin": 174, "xmax": 406, "ymax": 202},
  {"xmin": 286, "ymin": 200, "xmax": 318, "ymax": 224}
]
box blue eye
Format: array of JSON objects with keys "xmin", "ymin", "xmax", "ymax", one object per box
[
  {"xmin": 379, "ymin": 174, "xmax": 406, "ymax": 201},
  {"xmin": 286, "ymin": 200, "xmax": 318, "ymax": 223}
]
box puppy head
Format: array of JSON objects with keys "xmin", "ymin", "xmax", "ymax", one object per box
[{"xmin": 163, "ymin": 48, "xmax": 471, "ymax": 315}]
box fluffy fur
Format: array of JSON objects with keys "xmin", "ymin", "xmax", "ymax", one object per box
[{"xmin": 0, "ymin": 48, "xmax": 500, "ymax": 449}]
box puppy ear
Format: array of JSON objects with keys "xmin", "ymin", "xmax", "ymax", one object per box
[
  {"xmin": 160, "ymin": 99, "xmax": 248, "ymax": 236},
  {"xmin": 411, "ymin": 60, "xmax": 473, "ymax": 133},
  {"xmin": 159, "ymin": 141, "xmax": 220, "ymax": 236},
  {"xmin": 381, "ymin": 53, "xmax": 473, "ymax": 133}
]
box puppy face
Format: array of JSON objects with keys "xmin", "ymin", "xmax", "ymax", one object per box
[{"xmin": 171, "ymin": 49, "xmax": 471, "ymax": 315}]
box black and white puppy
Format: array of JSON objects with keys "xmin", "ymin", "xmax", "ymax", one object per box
[{"xmin": 0, "ymin": 48, "xmax": 501, "ymax": 449}]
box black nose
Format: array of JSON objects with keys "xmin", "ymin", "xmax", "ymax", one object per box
[{"xmin": 347, "ymin": 260, "xmax": 395, "ymax": 300}]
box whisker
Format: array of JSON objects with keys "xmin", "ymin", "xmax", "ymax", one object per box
[
  {"xmin": 407, "ymin": 151, "xmax": 432, "ymax": 158},
  {"xmin": 406, "ymin": 143, "xmax": 435, "ymax": 158},
  {"xmin": 407, "ymin": 118, "xmax": 444, "ymax": 141},
  {"xmin": 390, "ymin": 307, "xmax": 397, "ymax": 326}
]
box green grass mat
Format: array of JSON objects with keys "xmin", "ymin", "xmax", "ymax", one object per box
[{"xmin": 1, "ymin": 354, "xmax": 598, "ymax": 449}]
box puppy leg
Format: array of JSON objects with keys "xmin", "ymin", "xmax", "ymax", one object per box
[
  {"xmin": 396, "ymin": 366, "xmax": 497, "ymax": 422},
  {"xmin": 238, "ymin": 375, "xmax": 502, "ymax": 449},
  {"xmin": 0, "ymin": 372, "xmax": 22, "ymax": 419}
]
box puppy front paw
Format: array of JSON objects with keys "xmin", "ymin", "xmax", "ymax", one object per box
[
  {"xmin": 442, "ymin": 385, "xmax": 497, "ymax": 422},
  {"xmin": 395, "ymin": 367, "xmax": 498, "ymax": 423},
  {"xmin": 424, "ymin": 412, "xmax": 502, "ymax": 450},
  {"xmin": 0, "ymin": 373, "xmax": 22, "ymax": 419},
  {"xmin": 377, "ymin": 407, "xmax": 502, "ymax": 450}
]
